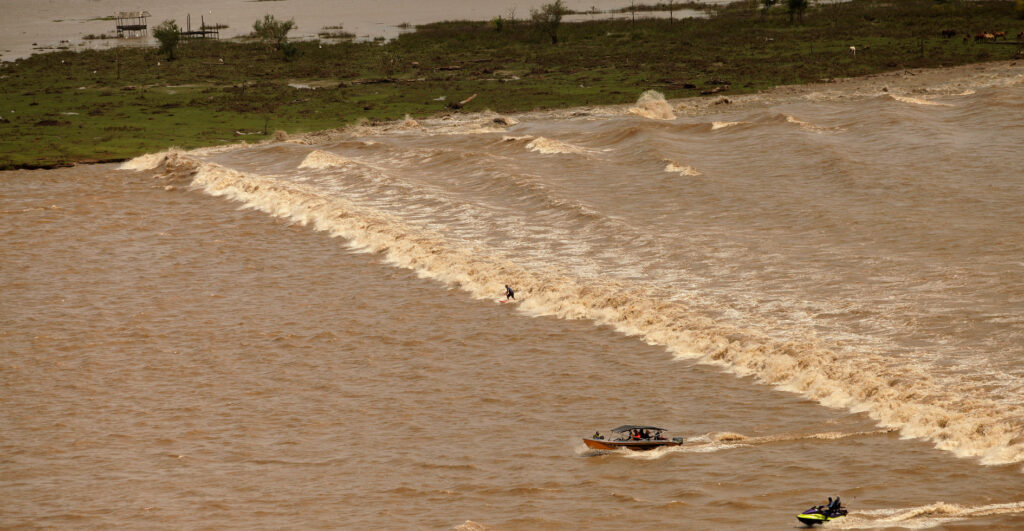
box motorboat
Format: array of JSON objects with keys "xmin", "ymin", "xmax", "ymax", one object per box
[{"xmin": 583, "ymin": 425, "xmax": 684, "ymax": 451}]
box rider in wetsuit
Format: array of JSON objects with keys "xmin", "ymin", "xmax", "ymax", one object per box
[{"xmin": 505, "ymin": 285, "xmax": 515, "ymax": 300}]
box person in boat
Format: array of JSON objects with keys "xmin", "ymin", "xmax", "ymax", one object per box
[
  {"xmin": 504, "ymin": 284, "xmax": 515, "ymax": 300},
  {"xmin": 653, "ymin": 431, "xmax": 665, "ymax": 440},
  {"xmin": 593, "ymin": 431, "xmax": 603, "ymax": 440},
  {"xmin": 632, "ymin": 429, "xmax": 642, "ymax": 440}
]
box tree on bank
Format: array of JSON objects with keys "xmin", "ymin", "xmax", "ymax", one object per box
[
  {"xmin": 253, "ymin": 14, "xmax": 297, "ymax": 59},
  {"xmin": 531, "ymin": 0, "xmax": 566, "ymax": 44},
  {"xmin": 761, "ymin": 0, "xmax": 778, "ymax": 19},
  {"xmin": 786, "ymin": 0, "xmax": 808, "ymax": 24},
  {"xmin": 153, "ymin": 20, "xmax": 180, "ymax": 60}
]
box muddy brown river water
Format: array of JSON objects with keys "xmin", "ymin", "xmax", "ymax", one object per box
[{"xmin": 3, "ymin": 63, "xmax": 1024, "ymax": 528}]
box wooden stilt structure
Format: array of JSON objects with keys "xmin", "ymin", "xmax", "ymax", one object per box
[
  {"xmin": 180, "ymin": 14, "xmax": 220, "ymax": 40},
  {"xmin": 115, "ymin": 11, "xmax": 150, "ymax": 39}
]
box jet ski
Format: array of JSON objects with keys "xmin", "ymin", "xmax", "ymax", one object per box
[{"xmin": 796, "ymin": 497, "xmax": 847, "ymax": 526}]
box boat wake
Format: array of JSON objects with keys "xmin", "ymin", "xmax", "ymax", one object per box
[
  {"xmin": 829, "ymin": 501, "xmax": 1024, "ymax": 529},
  {"xmin": 578, "ymin": 429, "xmax": 894, "ymax": 459}
]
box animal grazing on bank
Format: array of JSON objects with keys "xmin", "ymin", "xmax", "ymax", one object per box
[
  {"xmin": 974, "ymin": 33, "xmax": 995, "ymax": 42},
  {"xmin": 1018, "ymin": 31, "xmax": 1024, "ymax": 41},
  {"xmin": 941, "ymin": 29, "xmax": 958, "ymax": 38},
  {"xmin": 992, "ymin": 31, "xmax": 1006, "ymax": 40}
]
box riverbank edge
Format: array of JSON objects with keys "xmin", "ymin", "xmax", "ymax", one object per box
[
  {"xmin": 12, "ymin": 59, "xmax": 1022, "ymax": 172},
  {"xmin": 4, "ymin": 0, "xmax": 1022, "ymax": 171}
]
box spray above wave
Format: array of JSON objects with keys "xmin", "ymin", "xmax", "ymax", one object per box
[
  {"xmin": 630, "ymin": 90, "xmax": 676, "ymax": 121},
  {"xmin": 119, "ymin": 149, "xmax": 183, "ymax": 171}
]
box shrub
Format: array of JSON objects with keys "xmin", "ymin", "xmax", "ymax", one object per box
[
  {"xmin": 531, "ymin": 0, "xmax": 567, "ymax": 44},
  {"xmin": 153, "ymin": 20, "xmax": 181, "ymax": 60},
  {"xmin": 253, "ymin": 14, "xmax": 296, "ymax": 57}
]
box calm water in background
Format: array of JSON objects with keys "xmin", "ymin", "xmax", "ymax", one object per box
[
  {"xmin": 3, "ymin": 65, "xmax": 1024, "ymax": 527},
  {"xmin": 0, "ymin": 0, "xmax": 726, "ymax": 61}
]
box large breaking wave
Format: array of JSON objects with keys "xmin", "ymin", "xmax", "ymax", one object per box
[{"xmin": 122, "ymin": 77, "xmax": 1024, "ymax": 468}]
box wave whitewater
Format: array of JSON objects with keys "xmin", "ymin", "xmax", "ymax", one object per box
[
  {"xmin": 298, "ymin": 150, "xmax": 358, "ymax": 169},
  {"xmin": 122, "ymin": 96, "xmax": 1024, "ymax": 469},
  {"xmin": 783, "ymin": 114, "xmax": 842, "ymax": 134},
  {"xmin": 888, "ymin": 94, "xmax": 954, "ymax": 107},
  {"xmin": 524, "ymin": 136, "xmax": 587, "ymax": 155},
  {"xmin": 663, "ymin": 160, "xmax": 702, "ymax": 176},
  {"xmin": 630, "ymin": 90, "xmax": 676, "ymax": 121}
]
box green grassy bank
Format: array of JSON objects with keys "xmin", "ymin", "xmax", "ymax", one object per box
[{"xmin": 1, "ymin": 0, "xmax": 1022, "ymax": 169}]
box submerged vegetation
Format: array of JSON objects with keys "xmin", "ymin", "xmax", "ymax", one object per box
[{"xmin": 1, "ymin": 0, "xmax": 1022, "ymax": 169}]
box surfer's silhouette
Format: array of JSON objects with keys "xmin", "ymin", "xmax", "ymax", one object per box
[{"xmin": 505, "ymin": 284, "xmax": 515, "ymax": 300}]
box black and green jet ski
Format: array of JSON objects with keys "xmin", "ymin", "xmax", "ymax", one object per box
[{"xmin": 796, "ymin": 497, "xmax": 847, "ymax": 526}]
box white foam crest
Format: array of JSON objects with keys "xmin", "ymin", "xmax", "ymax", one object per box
[
  {"xmin": 182, "ymin": 157, "xmax": 528, "ymax": 304},
  {"xmin": 629, "ymin": 90, "xmax": 676, "ymax": 120},
  {"xmin": 831, "ymin": 501, "xmax": 1024, "ymax": 529},
  {"xmin": 889, "ymin": 94, "xmax": 953, "ymax": 107},
  {"xmin": 711, "ymin": 121, "xmax": 745, "ymax": 130},
  {"xmin": 401, "ymin": 114, "xmax": 421, "ymax": 129},
  {"xmin": 119, "ymin": 149, "xmax": 184, "ymax": 171},
  {"xmin": 298, "ymin": 150, "xmax": 357, "ymax": 170},
  {"xmin": 525, "ymin": 137, "xmax": 587, "ymax": 155},
  {"xmin": 663, "ymin": 160, "xmax": 702, "ymax": 176},
  {"xmin": 784, "ymin": 114, "xmax": 838, "ymax": 134},
  {"xmin": 179, "ymin": 157, "xmax": 1024, "ymax": 467},
  {"xmin": 294, "ymin": 112, "xmax": 521, "ymax": 142}
]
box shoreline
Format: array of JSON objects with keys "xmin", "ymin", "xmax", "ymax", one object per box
[
  {"xmin": 8, "ymin": 59, "xmax": 1024, "ymax": 172},
  {"xmin": 3, "ymin": 0, "xmax": 1022, "ymax": 170}
]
